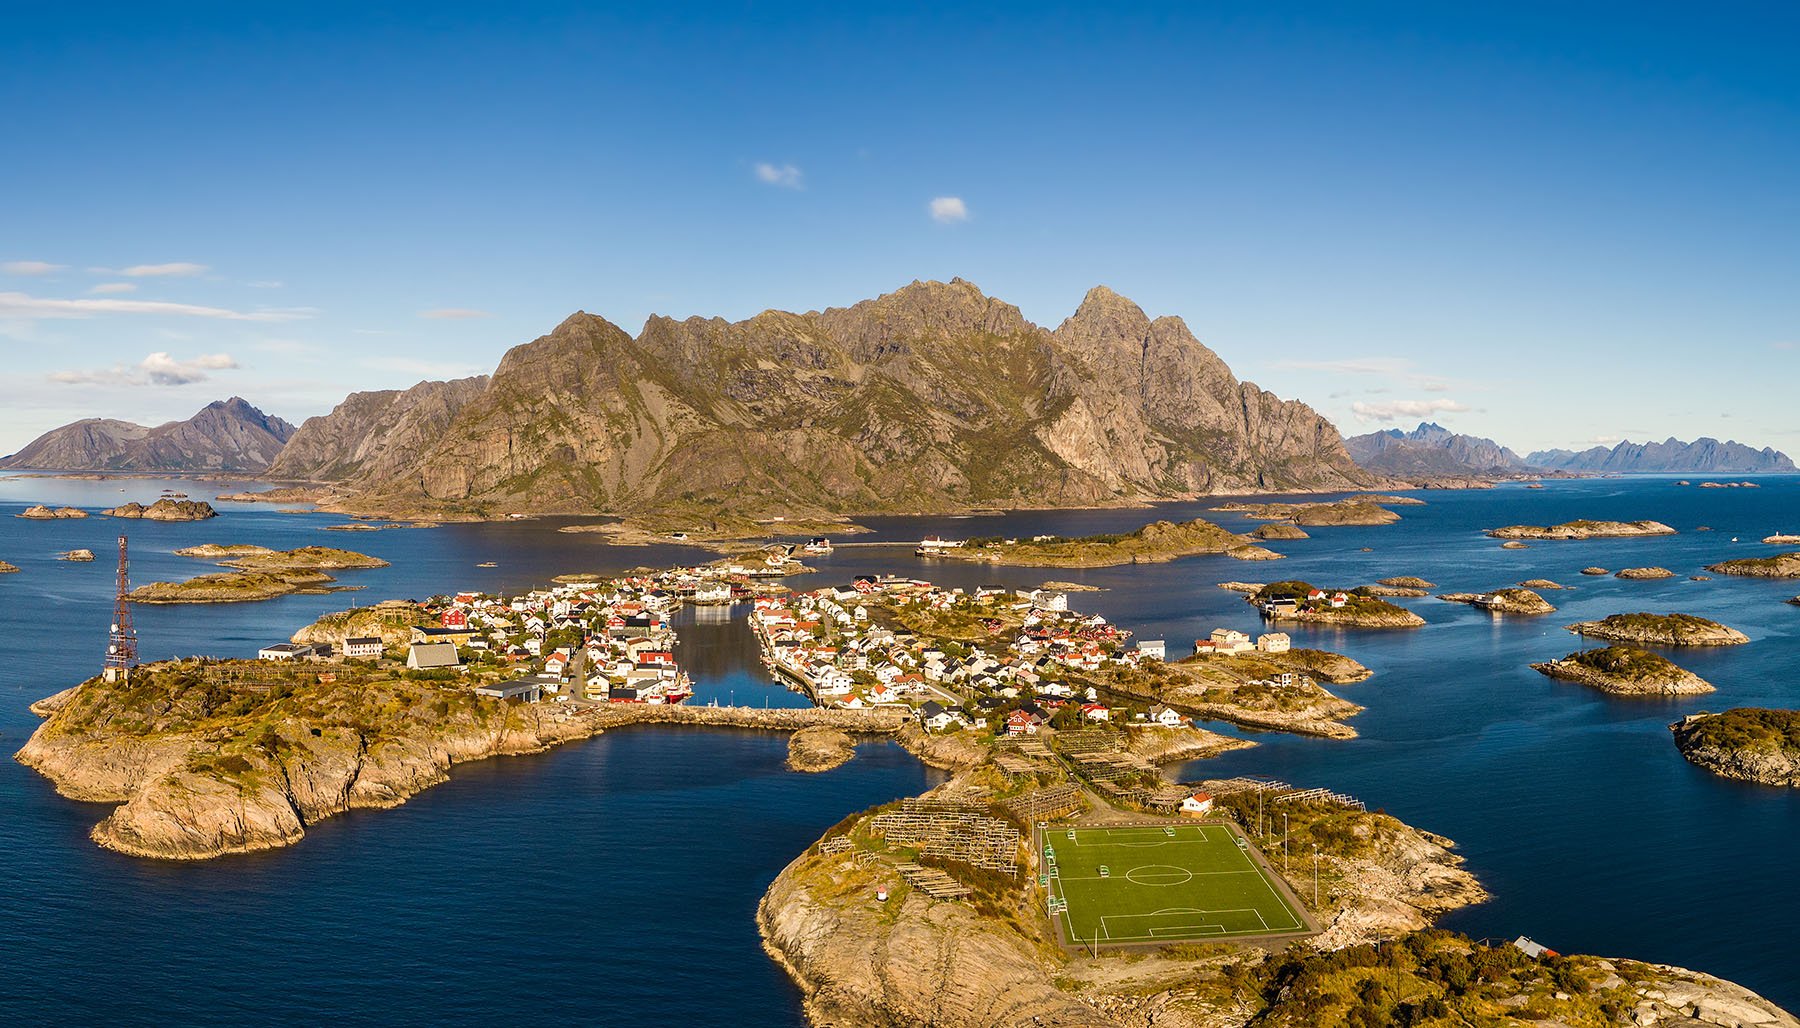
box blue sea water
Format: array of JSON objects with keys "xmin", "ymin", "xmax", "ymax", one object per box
[{"xmin": 1, "ymin": 474, "xmax": 1797, "ymax": 1019}]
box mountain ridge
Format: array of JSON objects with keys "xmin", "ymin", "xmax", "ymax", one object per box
[
  {"xmin": 284, "ymin": 278, "xmax": 1388, "ymax": 518},
  {"xmin": 0, "ymin": 398, "xmax": 297, "ymax": 474},
  {"xmin": 1528, "ymin": 437, "xmax": 1796, "ymax": 474},
  {"xmin": 1344, "ymin": 422, "xmax": 1530, "ymax": 479}
]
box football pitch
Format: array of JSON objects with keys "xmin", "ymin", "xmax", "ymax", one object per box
[{"xmin": 1041, "ymin": 823, "xmax": 1310, "ymax": 946}]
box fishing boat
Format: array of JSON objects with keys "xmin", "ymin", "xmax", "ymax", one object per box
[{"xmin": 476, "ymin": 561, "xmax": 498, "ymax": 568}]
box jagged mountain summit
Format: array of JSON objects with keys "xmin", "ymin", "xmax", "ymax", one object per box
[
  {"xmin": 1344, "ymin": 422, "xmax": 1530, "ymax": 479},
  {"xmin": 0, "ymin": 398, "xmax": 297, "ymax": 474},
  {"xmin": 1528, "ymin": 437, "xmax": 1796, "ymax": 474},
  {"xmin": 287, "ymin": 278, "xmax": 1384, "ymax": 518},
  {"xmin": 265, "ymin": 377, "xmax": 489, "ymax": 482}
]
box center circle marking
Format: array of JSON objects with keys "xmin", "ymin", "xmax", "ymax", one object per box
[{"xmin": 1125, "ymin": 865, "xmax": 1193, "ymax": 887}]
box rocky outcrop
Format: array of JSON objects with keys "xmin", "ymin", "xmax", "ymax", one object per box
[
  {"xmin": 17, "ymin": 505, "xmax": 87, "ymax": 519},
  {"xmin": 0, "ymin": 398, "xmax": 296, "ymax": 473},
  {"xmin": 1488, "ymin": 519, "xmax": 1676, "ymax": 540},
  {"xmin": 16, "ymin": 669, "xmax": 913, "ymax": 861},
  {"xmin": 287, "ymin": 280, "xmax": 1383, "ymax": 519},
  {"xmin": 263, "ymin": 377, "xmax": 489, "ymax": 482},
  {"xmin": 1566, "ymin": 613, "xmax": 1749, "ymax": 646},
  {"xmin": 786, "ymin": 726, "xmax": 857, "ymax": 772},
  {"xmin": 1582, "ymin": 566, "xmax": 1610, "ymax": 576},
  {"xmin": 1708, "ymin": 552, "xmax": 1800, "ymax": 578},
  {"xmin": 1617, "ymin": 566, "xmax": 1677, "ymax": 580},
  {"xmin": 1378, "ymin": 575, "xmax": 1435, "ymax": 589},
  {"xmin": 102, "ymin": 499, "xmax": 218, "ymax": 521},
  {"xmin": 1529, "ymin": 437, "xmax": 1795, "ymax": 473},
  {"xmin": 1534, "ymin": 646, "xmax": 1714, "ymax": 696},
  {"xmin": 1438, "ymin": 588, "xmax": 1556, "ymax": 615},
  {"xmin": 1251, "ymin": 522, "xmax": 1309, "ymax": 540},
  {"xmin": 0, "ymin": 559, "xmax": 17, "ymax": 573},
  {"xmin": 1213, "ymin": 497, "xmax": 1403, "ymax": 526},
  {"xmin": 1671, "ymin": 710, "xmax": 1800, "ymax": 787},
  {"xmin": 939, "ymin": 517, "xmax": 1275, "ymax": 568}
]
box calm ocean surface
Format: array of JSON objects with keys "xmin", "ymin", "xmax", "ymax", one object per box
[{"xmin": 1, "ymin": 474, "xmax": 1796, "ymax": 1020}]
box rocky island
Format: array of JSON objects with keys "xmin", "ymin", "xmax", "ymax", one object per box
[
  {"xmin": 786, "ymin": 726, "xmax": 858, "ymax": 773},
  {"xmin": 1247, "ymin": 580, "xmax": 1427, "ymax": 628},
  {"xmin": 1707, "ymin": 552, "xmax": 1800, "ymax": 579},
  {"xmin": 127, "ymin": 546, "xmax": 389, "ymax": 603},
  {"xmin": 1671, "ymin": 709, "xmax": 1800, "ymax": 787},
  {"xmin": 935, "ymin": 517, "xmax": 1281, "ymax": 568},
  {"xmin": 1211, "ymin": 496, "xmax": 1404, "ymax": 526},
  {"xmin": 1533, "ymin": 645, "xmax": 1714, "ymax": 696},
  {"xmin": 17, "ymin": 504, "xmax": 88, "ymax": 519},
  {"xmin": 0, "ymin": 559, "xmax": 18, "ymax": 574},
  {"xmin": 101, "ymin": 499, "xmax": 219, "ymax": 521},
  {"xmin": 1617, "ymin": 566, "xmax": 1676, "ymax": 580},
  {"xmin": 1437, "ymin": 587, "xmax": 1557, "ymax": 614},
  {"xmin": 1565, "ymin": 612, "xmax": 1749, "ymax": 646},
  {"xmin": 1487, "ymin": 519, "xmax": 1676, "ymax": 540}
]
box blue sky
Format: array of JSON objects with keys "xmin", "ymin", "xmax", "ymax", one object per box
[{"xmin": 3, "ymin": 2, "xmax": 1797, "ymax": 456}]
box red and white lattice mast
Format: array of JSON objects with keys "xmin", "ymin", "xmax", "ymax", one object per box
[{"xmin": 104, "ymin": 534, "xmax": 138, "ymax": 683}]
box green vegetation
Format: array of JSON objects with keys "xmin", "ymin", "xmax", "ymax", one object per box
[
  {"xmin": 1559, "ymin": 645, "xmax": 1684, "ymax": 680},
  {"xmin": 1045, "ymin": 823, "xmax": 1306, "ymax": 944},
  {"xmin": 952, "ymin": 518, "xmax": 1262, "ymax": 568},
  {"xmin": 1565, "ymin": 612, "xmax": 1748, "ymax": 646},
  {"xmin": 1706, "ymin": 551, "xmax": 1800, "ymax": 578},
  {"xmin": 1677, "ymin": 708, "xmax": 1800, "ymax": 755},
  {"xmin": 1209, "ymin": 929, "xmax": 1661, "ymax": 1027}
]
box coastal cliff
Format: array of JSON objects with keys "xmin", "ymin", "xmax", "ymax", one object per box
[
  {"xmin": 15, "ymin": 663, "xmax": 913, "ymax": 860},
  {"xmin": 1671, "ymin": 709, "xmax": 1800, "ymax": 787},
  {"xmin": 759, "ymin": 775, "xmax": 1794, "ymax": 1028}
]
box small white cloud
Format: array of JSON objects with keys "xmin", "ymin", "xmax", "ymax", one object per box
[
  {"xmin": 2, "ymin": 260, "xmax": 66, "ymax": 276},
  {"xmin": 89, "ymin": 282, "xmax": 137, "ymax": 295},
  {"xmin": 929, "ymin": 196, "xmax": 970, "ymax": 223},
  {"xmin": 120, "ymin": 262, "xmax": 209, "ymax": 278},
  {"xmin": 1350, "ymin": 398, "xmax": 1471, "ymax": 423},
  {"xmin": 418, "ymin": 308, "xmax": 492, "ymax": 320},
  {"xmin": 0, "ymin": 291, "xmax": 308, "ymax": 322},
  {"xmin": 1587, "ymin": 434, "xmax": 1623, "ymax": 444},
  {"xmin": 50, "ymin": 351, "xmax": 239, "ymax": 387},
  {"xmin": 753, "ymin": 162, "xmax": 804, "ymax": 189},
  {"xmin": 247, "ymin": 280, "xmax": 284, "ymax": 288}
]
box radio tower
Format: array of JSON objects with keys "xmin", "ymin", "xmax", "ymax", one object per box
[{"xmin": 104, "ymin": 534, "xmax": 138, "ymax": 683}]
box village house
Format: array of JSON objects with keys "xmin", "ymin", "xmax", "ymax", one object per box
[
  {"xmin": 1180, "ymin": 792, "xmax": 1214, "ymax": 816},
  {"xmin": 342, "ymin": 637, "xmax": 385, "ymax": 660},
  {"xmin": 1256, "ymin": 632, "xmax": 1291, "ymax": 653},
  {"xmin": 1147, "ymin": 704, "xmax": 1186, "ymax": 728}
]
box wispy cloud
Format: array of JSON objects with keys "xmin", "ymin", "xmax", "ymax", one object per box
[
  {"xmin": 1350, "ymin": 398, "xmax": 1471, "ymax": 423},
  {"xmin": 89, "ymin": 282, "xmax": 137, "ymax": 295},
  {"xmin": 247, "ymin": 280, "xmax": 284, "ymax": 288},
  {"xmin": 120, "ymin": 262, "xmax": 209, "ymax": 278},
  {"xmin": 50, "ymin": 351, "xmax": 239, "ymax": 386},
  {"xmin": 753, "ymin": 162, "xmax": 804, "ymax": 189},
  {"xmin": 1273, "ymin": 356, "xmax": 1413, "ymax": 376},
  {"xmin": 1772, "ymin": 342, "xmax": 1796, "ymax": 351},
  {"xmin": 929, "ymin": 196, "xmax": 970, "ymax": 223},
  {"xmin": 2, "ymin": 260, "xmax": 66, "ymax": 276},
  {"xmin": 253, "ymin": 339, "xmax": 320, "ymax": 356},
  {"xmin": 0, "ymin": 291, "xmax": 310, "ymax": 322},
  {"xmin": 418, "ymin": 308, "xmax": 492, "ymax": 320}
]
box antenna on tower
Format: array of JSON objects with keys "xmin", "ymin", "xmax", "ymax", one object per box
[{"xmin": 104, "ymin": 534, "xmax": 138, "ymax": 683}]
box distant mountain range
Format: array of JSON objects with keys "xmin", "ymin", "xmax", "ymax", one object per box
[
  {"xmin": 0, "ymin": 398, "xmax": 296, "ymax": 474},
  {"xmin": 1527, "ymin": 438, "xmax": 1797, "ymax": 474},
  {"xmin": 1343, "ymin": 423, "xmax": 1796, "ymax": 479},
  {"xmin": 1344, "ymin": 422, "xmax": 1530, "ymax": 478}
]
